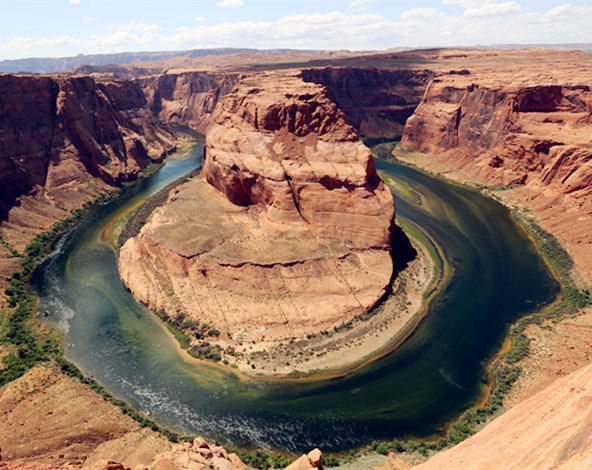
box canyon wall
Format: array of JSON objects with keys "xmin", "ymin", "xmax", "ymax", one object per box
[
  {"xmin": 138, "ymin": 71, "xmax": 239, "ymax": 132},
  {"xmin": 119, "ymin": 71, "xmax": 395, "ymax": 354},
  {"xmin": 402, "ymin": 75, "xmax": 592, "ymax": 191},
  {"xmin": 0, "ymin": 74, "xmax": 176, "ymax": 251},
  {"xmin": 399, "ymin": 60, "xmax": 592, "ymax": 285},
  {"xmin": 301, "ymin": 67, "xmax": 433, "ymax": 140}
]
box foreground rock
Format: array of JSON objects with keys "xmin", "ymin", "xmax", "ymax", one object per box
[
  {"xmin": 413, "ymin": 361, "xmax": 592, "ymax": 470},
  {"xmin": 0, "ymin": 365, "xmax": 249, "ymax": 470},
  {"xmin": 119, "ymin": 71, "xmax": 395, "ymax": 365},
  {"xmin": 284, "ymin": 449, "xmax": 322, "ymax": 470}
]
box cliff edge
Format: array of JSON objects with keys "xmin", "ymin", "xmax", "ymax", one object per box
[
  {"xmin": 0, "ymin": 74, "xmax": 176, "ymax": 252},
  {"xmin": 399, "ymin": 49, "xmax": 592, "ymax": 285}
]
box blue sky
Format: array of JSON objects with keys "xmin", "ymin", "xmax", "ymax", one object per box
[{"xmin": 1, "ymin": 0, "xmax": 591, "ymax": 60}]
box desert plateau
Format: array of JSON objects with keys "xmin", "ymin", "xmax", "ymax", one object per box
[{"xmin": 1, "ymin": 42, "xmax": 592, "ymax": 470}]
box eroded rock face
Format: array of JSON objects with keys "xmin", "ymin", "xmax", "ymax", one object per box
[
  {"xmin": 0, "ymin": 74, "xmax": 176, "ymax": 249},
  {"xmin": 119, "ymin": 71, "xmax": 395, "ymax": 344},
  {"xmin": 301, "ymin": 67, "xmax": 434, "ymax": 140},
  {"xmin": 139, "ymin": 72, "xmax": 239, "ymax": 132},
  {"xmin": 413, "ymin": 362, "xmax": 592, "ymax": 470},
  {"xmin": 399, "ymin": 55, "xmax": 592, "ymax": 285},
  {"xmin": 401, "ymin": 73, "xmax": 592, "ymax": 194}
]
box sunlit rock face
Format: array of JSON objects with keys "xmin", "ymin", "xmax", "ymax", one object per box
[
  {"xmin": 399, "ymin": 52, "xmax": 592, "ymax": 285},
  {"xmin": 119, "ymin": 71, "xmax": 395, "ymax": 342}
]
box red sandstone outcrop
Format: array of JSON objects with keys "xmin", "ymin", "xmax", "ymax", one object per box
[
  {"xmin": 413, "ymin": 361, "xmax": 592, "ymax": 470},
  {"xmin": 401, "ymin": 74, "xmax": 592, "ymax": 191},
  {"xmin": 399, "ymin": 49, "xmax": 592, "ymax": 285},
  {"xmin": 139, "ymin": 72, "xmax": 238, "ymax": 132},
  {"xmin": 150, "ymin": 437, "xmax": 248, "ymax": 470},
  {"xmin": 119, "ymin": 71, "xmax": 395, "ymax": 353},
  {"xmin": 0, "ymin": 74, "xmax": 176, "ymax": 252},
  {"xmin": 284, "ymin": 449, "xmax": 322, "ymax": 470}
]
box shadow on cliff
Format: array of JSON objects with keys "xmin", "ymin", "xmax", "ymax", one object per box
[{"xmin": 392, "ymin": 224, "xmax": 418, "ymax": 274}]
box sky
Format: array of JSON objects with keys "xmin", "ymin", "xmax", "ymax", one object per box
[{"xmin": 0, "ymin": 0, "xmax": 591, "ymax": 61}]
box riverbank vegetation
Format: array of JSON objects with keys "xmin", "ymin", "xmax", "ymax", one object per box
[
  {"xmin": 0, "ymin": 193, "xmax": 198, "ymax": 445},
  {"xmin": 3, "ymin": 137, "xmax": 588, "ymax": 466},
  {"xmin": 1, "ymin": 191, "xmax": 119, "ymax": 386}
]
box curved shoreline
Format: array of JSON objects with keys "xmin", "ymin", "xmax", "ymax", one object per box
[
  {"xmin": 21, "ymin": 143, "xmax": 569, "ymax": 457},
  {"xmin": 124, "ymin": 223, "xmax": 444, "ymax": 383},
  {"xmin": 96, "ymin": 146, "xmax": 447, "ymax": 382}
]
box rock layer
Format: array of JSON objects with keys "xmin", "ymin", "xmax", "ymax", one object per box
[
  {"xmin": 301, "ymin": 67, "xmax": 434, "ymax": 140},
  {"xmin": 414, "ymin": 362, "xmax": 592, "ymax": 470},
  {"xmin": 139, "ymin": 71, "xmax": 238, "ymax": 132},
  {"xmin": 0, "ymin": 74, "xmax": 176, "ymax": 250},
  {"xmin": 398, "ymin": 49, "xmax": 592, "ymax": 285},
  {"xmin": 119, "ymin": 71, "xmax": 395, "ymax": 344}
]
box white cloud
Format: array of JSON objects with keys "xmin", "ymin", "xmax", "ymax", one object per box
[
  {"xmin": 462, "ymin": 1, "xmax": 520, "ymax": 18},
  {"xmin": 195, "ymin": 16, "xmax": 207, "ymax": 22},
  {"xmin": 546, "ymin": 4, "xmax": 575, "ymax": 17},
  {"xmin": 158, "ymin": 11, "xmax": 394, "ymax": 51},
  {"xmin": 3, "ymin": 4, "xmax": 592, "ymax": 61},
  {"xmin": 216, "ymin": 0, "xmax": 244, "ymax": 7},
  {"xmin": 350, "ymin": 0, "xmax": 373, "ymax": 7},
  {"xmin": 401, "ymin": 8, "xmax": 442, "ymax": 21},
  {"xmin": 443, "ymin": 0, "xmax": 496, "ymax": 7},
  {"xmin": 70, "ymin": 0, "xmax": 81, "ymax": 4},
  {"xmin": 83, "ymin": 17, "xmax": 96, "ymax": 22}
]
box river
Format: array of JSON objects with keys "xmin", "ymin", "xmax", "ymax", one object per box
[{"xmin": 31, "ymin": 139, "xmax": 559, "ymax": 453}]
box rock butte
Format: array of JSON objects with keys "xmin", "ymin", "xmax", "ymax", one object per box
[{"xmin": 118, "ymin": 71, "xmax": 395, "ymax": 343}]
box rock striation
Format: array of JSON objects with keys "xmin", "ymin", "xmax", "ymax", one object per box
[
  {"xmin": 302, "ymin": 67, "xmax": 434, "ymax": 140},
  {"xmin": 119, "ymin": 71, "xmax": 395, "ymax": 347},
  {"xmin": 0, "ymin": 74, "xmax": 176, "ymax": 250},
  {"xmin": 401, "ymin": 74, "xmax": 592, "ymax": 192},
  {"xmin": 139, "ymin": 72, "xmax": 239, "ymax": 132},
  {"xmin": 413, "ymin": 362, "xmax": 592, "ymax": 470},
  {"xmin": 399, "ymin": 50, "xmax": 592, "ymax": 285}
]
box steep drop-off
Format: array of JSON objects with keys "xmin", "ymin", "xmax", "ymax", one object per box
[
  {"xmin": 402, "ymin": 75, "xmax": 592, "ymax": 191},
  {"xmin": 301, "ymin": 67, "xmax": 433, "ymax": 140},
  {"xmin": 0, "ymin": 74, "xmax": 176, "ymax": 251},
  {"xmin": 119, "ymin": 71, "xmax": 395, "ymax": 355},
  {"xmin": 399, "ymin": 51, "xmax": 592, "ymax": 285},
  {"xmin": 138, "ymin": 71, "xmax": 239, "ymax": 132}
]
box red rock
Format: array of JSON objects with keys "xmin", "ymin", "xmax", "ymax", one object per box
[
  {"xmin": 284, "ymin": 449, "xmax": 323, "ymax": 470},
  {"xmin": 119, "ymin": 71, "xmax": 395, "ymax": 351},
  {"xmin": 0, "ymin": 73, "xmax": 176, "ymax": 251}
]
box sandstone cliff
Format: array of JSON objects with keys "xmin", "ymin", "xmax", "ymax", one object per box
[
  {"xmin": 301, "ymin": 67, "xmax": 433, "ymax": 140},
  {"xmin": 414, "ymin": 361, "xmax": 592, "ymax": 470},
  {"xmin": 0, "ymin": 74, "xmax": 176, "ymax": 253},
  {"xmin": 402, "ymin": 74, "xmax": 592, "ymax": 191},
  {"xmin": 138, "ymin": 72, "xmax": 239, "ymax": 132},
  {"xmin": 399, "ymin": 49, "xmax": 592, "ymax": 285},
  {"xmin": 119, "ymin": 71, "xmax": 395, "ymax": 361}
]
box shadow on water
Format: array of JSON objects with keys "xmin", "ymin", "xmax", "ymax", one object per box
[{"xmin": 392, "ymin": 224, "xmax": 418, "ymax": 274}]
